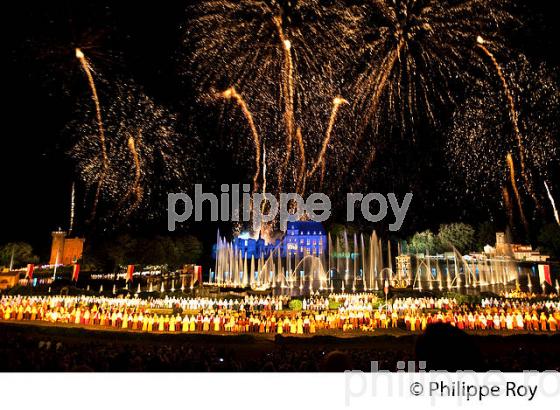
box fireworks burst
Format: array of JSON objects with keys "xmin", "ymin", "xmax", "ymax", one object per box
[
  {"xmin": 70, "ymin": 81, "xmax": 189, "ymax": 225},
  {"xmin": 187, "ymin": 0, "xmax": 361, "ymax": 104},
  {"xmin": 447, "ymin": 55, "xmax": 560, "ymax": 226},
  {"xmin": 183, "ymin": 0, "xmax": 557, "ymax": 233},
  {"xmin": 28, "ymin": 14, "xmax": 119, "ymax": 100},
  {"xmin": 353, "ymin": 0, "xmax": 512, "ymax": 131},
  {"xmin": 185, "ymin": 0, "xmax": 361, "ymax": 200},
  {"xmin": 347, "ymin": 0, "xmax": 514, "ymax": 183}
]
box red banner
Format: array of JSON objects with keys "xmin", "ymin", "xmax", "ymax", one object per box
[
  {"xmin": 26, "ymin": 264, "xmax": 34, "ymax": 280},
  {"xmin": 538, "ymin": 264, "xmax": 552, "ymax": 286},
  {"xmin": 126, "ymin": 265, "xmax": 135, "ymax": 282},
  {"xmin": 194, "ymin": 265, "xmax": 202, "ymax": 285},
  {"xmin": 72, "ymin": 264, "xmax": 80, "ymax": 281}
]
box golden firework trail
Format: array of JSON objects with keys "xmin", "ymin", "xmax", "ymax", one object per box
[
  {"xmin": 76, "ymin": 48, "xmax": 109, "ymax": 220},
  {"xmin": 125, "ymin": 133, "xmax": 143, "ymax": 208},
  {"xmin": 356, "ymin": 148, "xmax": 377, "ymax": 186},
  {"xmin": 477, "ymin": 37, "xmax": 538, "ymax": 207},
  {"xmin": 274, "ymin": 16, "xmax": 296, "ymax": 189},
  {"xmin": 198, "ymin": 6, "xmax": 351, "ymax": 211},
  {"xmin": 502, "ymin": 186, "xmax": 514, "ymax": 230},
  {"xmin": 506, "ymin": 152, "xmax": 528, "ymax": 233},
  {"xmin": 349, "ymin": 37, "xmax": 405, "ymax": 183},
  {"xmin": 319, "ymin": 161, "xmax": 326, "ymax": 189},
  {"xmin": 128, "ymin": 134, "xmax": 142, "ymax": 194},
  {"xmin": 220, "ymin": 87, "xmax": 261, "ymax": 192},
  {"xmin": 544, "ymin": 181, "xmax": 560, "ymax": 226},
  {"xmin": 75, "ymin": 49, "xmax": 108, "ymax": 167},
  {"xmin": 251, "ymin": 144, "xmax": 272, "ymax": 239},
  {"xmin": 295, "ymin": 127, "xmax": 306, "ymax": 196},
  {"xmin": 308, "ymin": 96, "xmax": 348, "ymax": 179},
  {"xmin": 366, "ymin": 39, "xmax": 404, "ymax": 126},
  {"xmin": 261, "ymin": 144, "xmax": 267, "ymax": 215},
  {"xmin": 128, "ymin": 134, "xmax": 144, "ymax": 212},
  {"xmin": 116, "ymin": 132, "xmax": 144, "ymax": 217}
]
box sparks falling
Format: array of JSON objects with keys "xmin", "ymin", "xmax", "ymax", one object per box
[
  {"xmin": 354, "ymin": 0, "xmax": 512, "ymax": 125},
  {"xmin": 275, "ymin": 18, "xmax": 296, "ymax": 190},
  {"xmin": 448, "ymin": 53, "xmax": 560, "ymax": 225},
  {"xmin": 506, "ymin": 152, "xmax": 528, "ymax": 233},
  {"xmin": 476, "ymin": 36, "xmax": 537, "ymax": 206},
  {"xmin": 70, "ymin": 81, "xmax": 189, "ymax": 225},
  {"xmin": 187, "ymin": 0, "xmax": 360, "ymax": 204},
  {"xmin": 181, "ymin": 0, "xmax": 558, "ymax": 235},
  {"xmin": 350, "ymin": 0, "xmax": 513, "ymax": 177},
  {"xmin": 295, "ymin": 127, "xmax": 306, "ymax": 196},
  {"xmin": 502, "ymin": 186, "xmax": 514, "ymax": 229},
  {"xmin": 119, "ymin": 132, "xmax": 144, "ymax": 214}
]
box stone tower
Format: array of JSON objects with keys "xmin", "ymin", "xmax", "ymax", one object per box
[
  {"xmin": 50, "ymin": 230, "xmax": 66, "ymax": 265},
  {"xmin": 49, "ymin": 230, "xmax": 85, "ymax": 265}
]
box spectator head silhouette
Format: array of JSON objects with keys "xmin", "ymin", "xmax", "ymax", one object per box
[
  {"xmin": 321, "ymin": 350, "xmax": 352, "ymax": 372},
  {"xmin": 415, "ymin": 323, "xmax": 483, "ymax": 371}
]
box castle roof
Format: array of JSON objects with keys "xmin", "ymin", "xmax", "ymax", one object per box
[{"xmin": 287, "ymin": 221, "xmax": 326, "ymax": 235}]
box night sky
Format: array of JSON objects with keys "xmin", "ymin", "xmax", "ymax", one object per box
[{"xmin": 3, "ymin": 0, "xmax": 559, "ymax": 257}]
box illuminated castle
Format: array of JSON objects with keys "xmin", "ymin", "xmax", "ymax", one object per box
[
  {"xmin": 49, "ymin": 230, "xmax": 85, "ymax": 265},
  {"xmin": 283, "ymin": 221, "xmax": 327, "ymax": 256},
  {"xmin": 483, "ymin": 232, "xmax": 549, "ymax": 262},
  {"xmin": 213, "ymin": 221, "xmax": 327, "ymax": 260}
]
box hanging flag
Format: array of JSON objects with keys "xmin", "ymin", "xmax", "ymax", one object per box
[
  {"xmin": 26, "ymin": 264, "xmax": 35, "ymax": 280},
  {"xmin": 538, "ymin": 265, "xmax": 552, "ymax": 286},
  {"xmin": 126, "ymin": 265, "xmax": 135, "ymax": 282},
  {"xmin": 193, "ymin": 265, "xmax": 202, "ymax": 285},
  {"xmin": 72, "ymin": 264, "xmax": 80, "ymax": 282},
  {"xmin": 384, "ymin": 279, "xmax": 389, "ymax": 295}
]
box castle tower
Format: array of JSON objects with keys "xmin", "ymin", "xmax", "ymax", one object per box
[
  {"xmin": 496, "ymin": 232, "xmax": 505, "ymax": 245},
  {"xmin": 49, "ymin": 230, "xmax": 85, "ymax": 265},
  {"xmin": 495, "ymin": 232, "xmax": 510, "ymax": 256},
  {"xmin": 50, "ymin": 230, "xmax": 66, "ymax": 265}
]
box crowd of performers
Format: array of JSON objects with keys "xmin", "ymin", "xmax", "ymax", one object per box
[{"xmin": 1, "ymin": 293, "xmax": 559, "ymax": 334}]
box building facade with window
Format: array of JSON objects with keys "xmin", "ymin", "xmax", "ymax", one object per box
[{"xmin": 212, "ymin": 221, "xmax": 327, "ymax": 260}]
